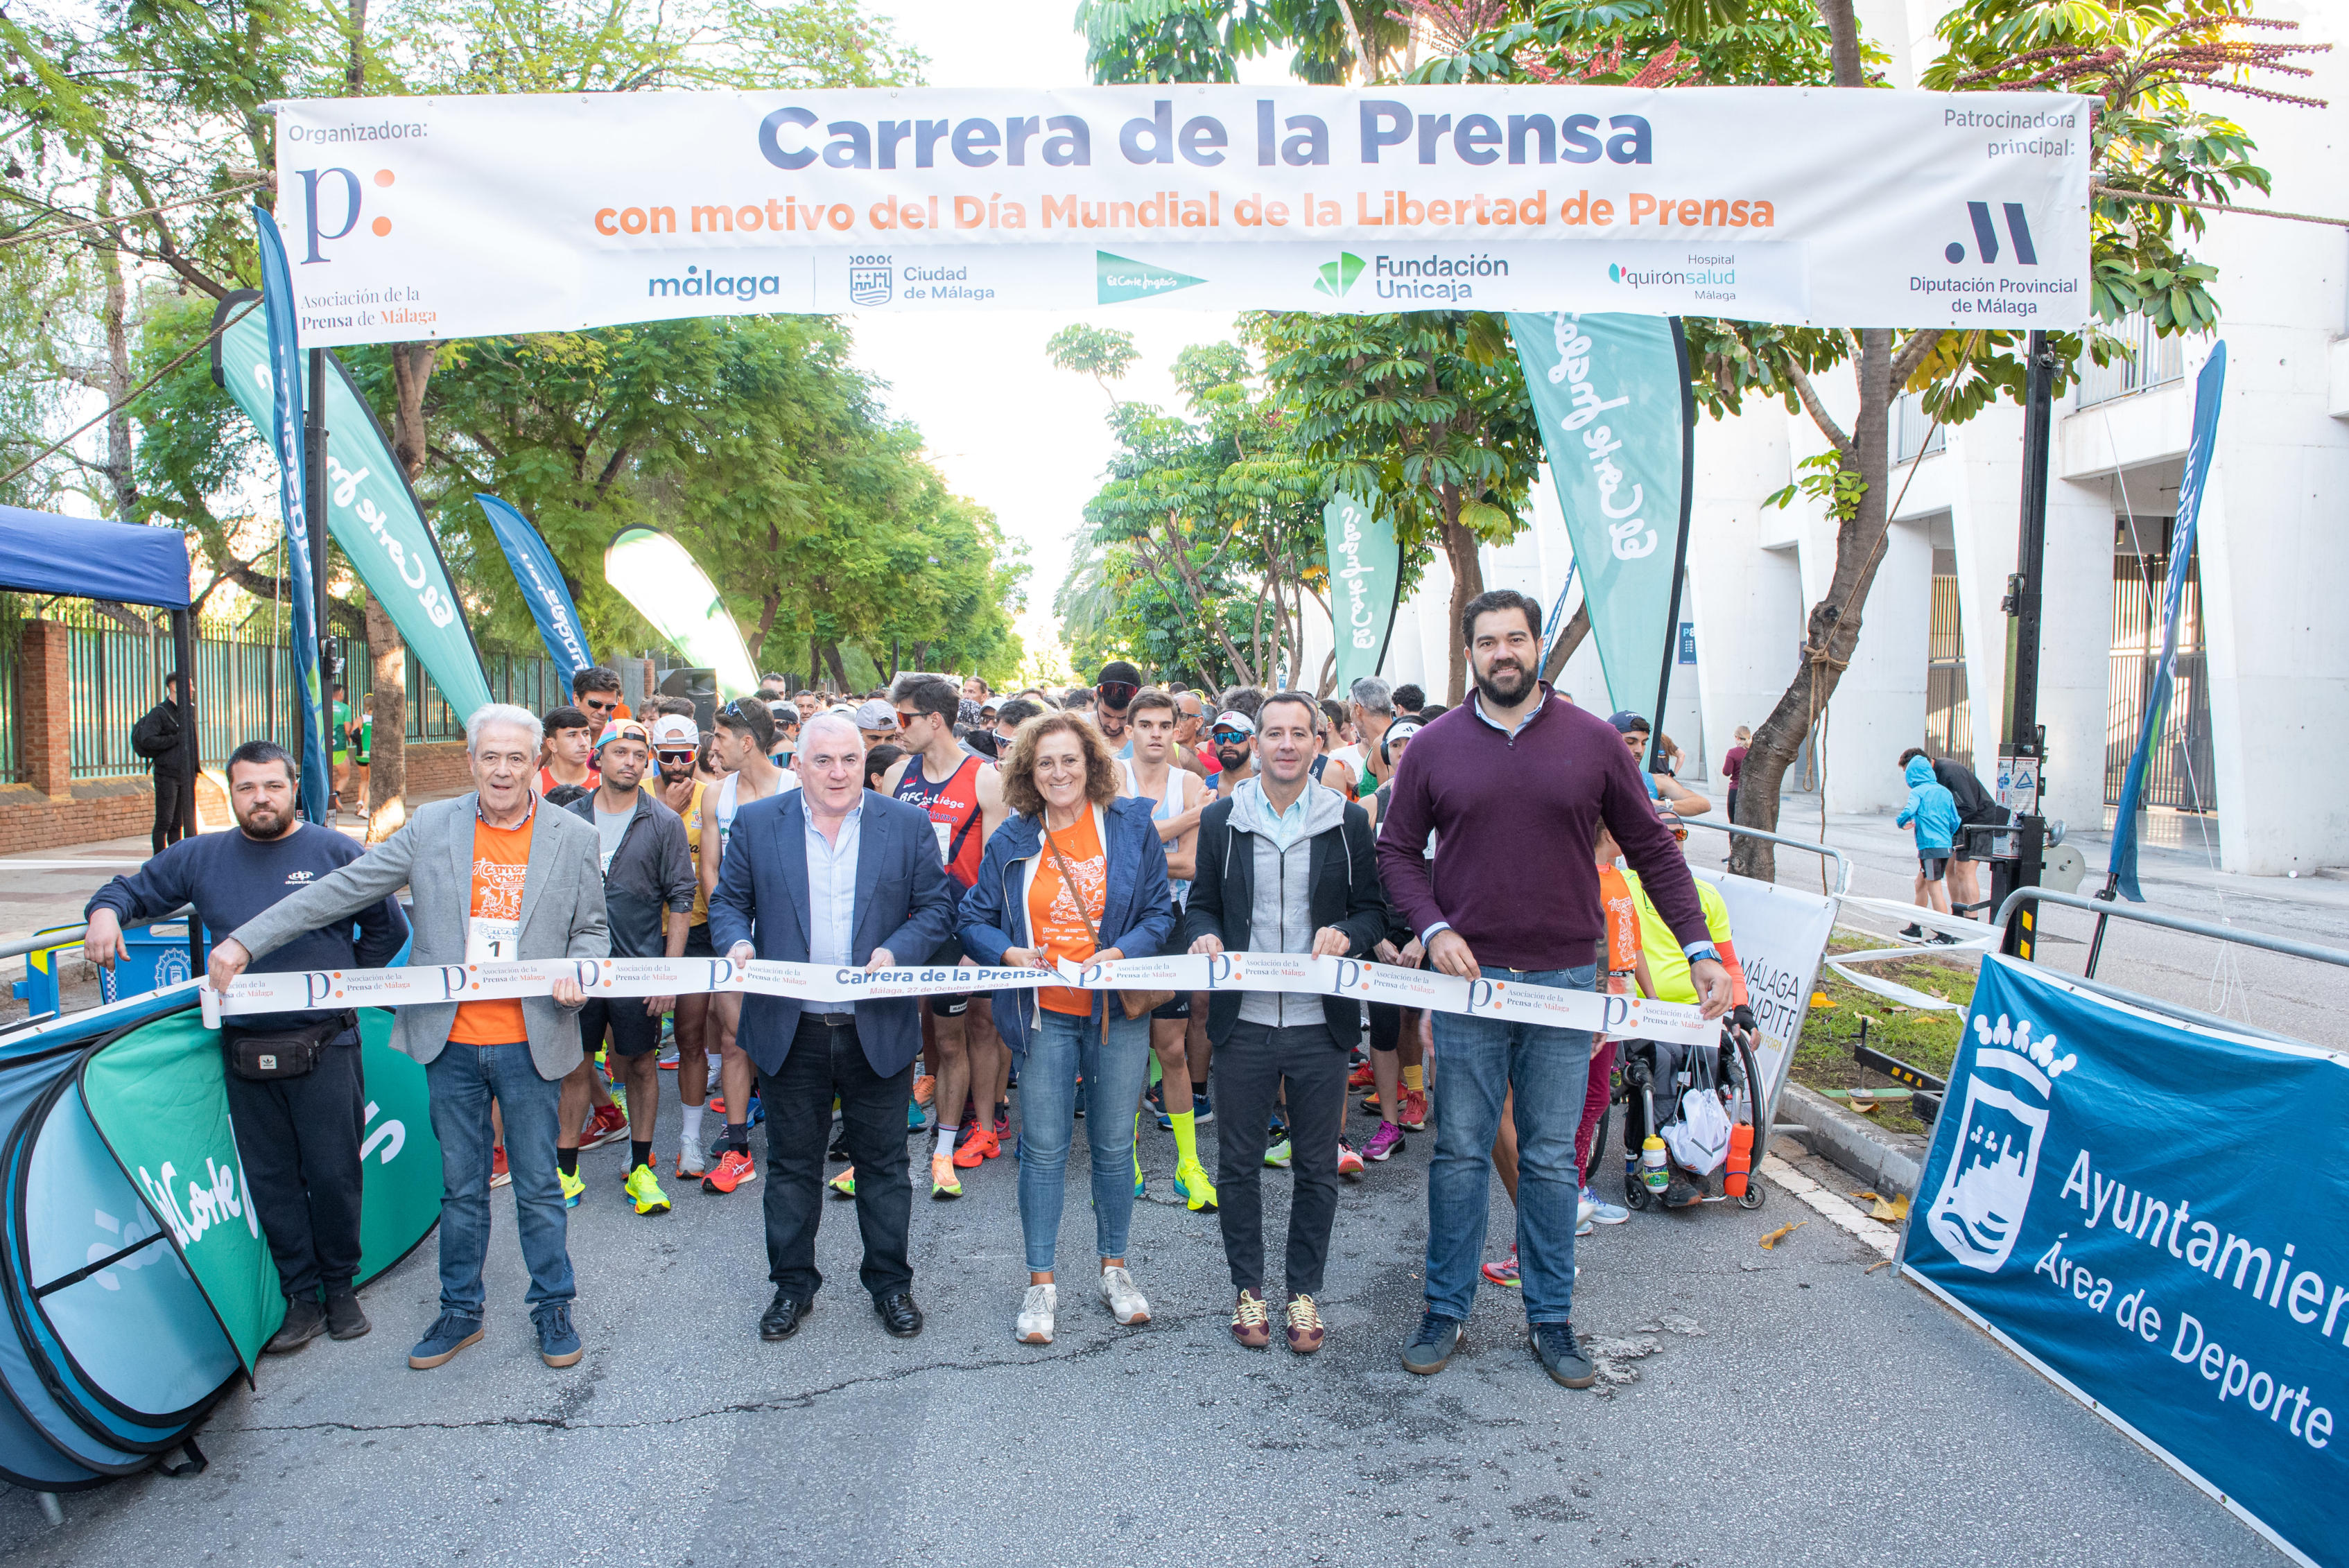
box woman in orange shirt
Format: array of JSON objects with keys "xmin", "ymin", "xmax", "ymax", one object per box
[{"xmin": 957, "ymin": 711, "xmax": 1175, "ymax": 1348}]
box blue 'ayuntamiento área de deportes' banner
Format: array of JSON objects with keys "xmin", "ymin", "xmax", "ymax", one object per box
[
  {"xmin": 476, "ymin": 494, "xmax": 597, "ymax": 693},
  {"xmin": 1905, "ymin": 955, "xmax": 2347, "ymax": 1568},
  {"xmin": 251, "ymin": 208, "xmax": 333, "ymax": 826}
]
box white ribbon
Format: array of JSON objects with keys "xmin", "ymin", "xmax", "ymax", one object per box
[{"xmin": 200, "ymin": 951, "xmax": 1717, "ymax": 1045}]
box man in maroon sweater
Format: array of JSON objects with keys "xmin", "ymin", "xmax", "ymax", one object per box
[{"xmin": 1377, "ymin": 589, "xmax": 1731, "ymax": 1390}]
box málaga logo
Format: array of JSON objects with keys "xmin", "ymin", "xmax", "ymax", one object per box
[
  {"xmin": 1925, "ymin": 1011, "xmax": 2078, "ymax": 1273},
  {"xmin": 1315, "ymin": 252, "xmax": 1364, "ymax": 299}
]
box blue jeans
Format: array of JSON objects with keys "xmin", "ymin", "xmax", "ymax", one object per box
[
  {"xmin": 1016, "ymin": 1007, "xmax": 1152, "ymax": 1274},
  {"xmin": 425, "ymin": 1039, "xmax": 575, "ymax": 1318},
  {"xmin": 1425, "ymin": 964, "xmax": 1596, "ymax": 1327}
]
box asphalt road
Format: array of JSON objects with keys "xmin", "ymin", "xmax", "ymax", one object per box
[{"xmin": 0, "ymin": 1097, "xmax": 2289, "ymax": 1567}]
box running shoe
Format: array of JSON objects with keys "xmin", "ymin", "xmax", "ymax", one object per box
[
  {"xmin": 1482, "ymin": 1245, "xmax": 1521, "ymax": 1289},
  {"xmin": 1396, "ymin": 1088, "xmax": 1429, "ymax": 1132},
  {"xmin": 625, "ymin": 1163, "xmax": 672, "ymax": 1215},
  {"xmin": 582, "ymin": 1103, "xmax": 630, "ymax": 1149},
  {"xmin": 1900, "ymin": 922, "xmax": 1924, "ymax": 938},
  {"xmin": 709, "ymin": 1095, "xmax": 726, "ymax": 1115},
  {"xmin": 1267, "ymin": 1110, "xmax": 1288, "ymax": 1141},
  {"xmin": 1581, "ymin": 1185, "xmax": 1629, "ymax": 1225},
  {"xmin": 1360, "ymin": 1091, "xmax": 1381, "ymax": 1116},
  {"xmin": 676, "ymin": 1143, "xmax": 707, "ymax": 1180},
  {"xmin": 1173, "ymin": 1160, "xmax": 1217, "ymax": 1212},
  {"xmin": 828, "ymin": 1167, "xmax": 856, "ymax": 1200},
  {"xmin": 953, "ymin": 1126, "xmax": 1001, "ymax": 1169},
  {"xmin": 912, "ymin": 1073, "xmax": 935, "ymax": 1108},
  {"xmin": 1190, "ymin": 1092, "xmax": 1214, "ymax": 1126},
  {"xmin": 1337, "ymin": 1139, "xmax": 1365, "ymax": 1178},
  {"xmin": 1577, "ymin": 1214, "xmax": 1596, "ymax": 1237},
  {"xmin": 1263, "ymin": 1138, "xmax": 1292, "ymax": 1169},
  {"xmin": 1144, "ymin": 1081, "xmax": 1166, "ymax": 1122},
  {"xmin": 657, "ymin": 1044, "xmax": 679, "ymax": 1070},
  {"xmin": 930, "ymin": 1153, "xmax": 962, "ymax": 1200},
  {"xmin": 489, "ymin": 1147, "xmax": 511, "ymax": 1189},
  {"xmin": 559, "ymin": 1167, "xmax": 587, "ymax": 1209},
  {"xmin": 1133, "ymin": 1165, "xmax": 1146, "ymax": 1199},
  {"xmin": 827, "ymin": 1137, "xmax": 851, "ymax": 1162},
  {"xmin": 906, "ymin": 1100, "xmax": 928, "ymax": 1133},
  {"xmin": 1362, "ymin": 1121, "xmax": 1405, "ymax": 1162},
  {"xmin": 1347, "ymin": 1059, "xmax": 1376, "ymax": 1090},
  {"xmin": 701, "ymin": 1148, "xmax": 757, "ymax": 1194},
  {"xmin": 994, "ymin": 1102, "xmax": 1011, "ymax": 1139},
  {"xmin": 1230, "ymin": 1289, "xmax": 1271, "ymax": 1350}
]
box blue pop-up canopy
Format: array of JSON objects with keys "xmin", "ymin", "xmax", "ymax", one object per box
[{"xmin": 0, "ymin": 507, "xmax": 191, "ymax": 609}]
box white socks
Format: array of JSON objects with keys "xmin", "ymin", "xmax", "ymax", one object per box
[
  {"xmin": 680, "ymin": 1103, "xmax": 706, "ymax": 1151},
  {"xmin": 936, "ymin": 1125, "xmax": 958, "ymax": 1160}
]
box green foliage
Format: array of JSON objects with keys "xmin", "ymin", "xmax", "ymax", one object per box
[
  {"xmin": 1762, "ymin": 449, "xmax": 1866, "ymax": 522},
  {"xmin": 1055, "ymin": 336, "xmax": 1336, "ymax": 690},
  {"xmin": 1073, "ymin": 0, "xmax": 1409, "ymax": 85},
  {"xmin": 1409, "ymin": 0, "xmax": 1844, "ymax": 87}
]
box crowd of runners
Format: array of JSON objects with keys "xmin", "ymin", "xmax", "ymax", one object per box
[{"xmin": 96, "ymin": 589, "xmax": 1738, "ymax": 1389}]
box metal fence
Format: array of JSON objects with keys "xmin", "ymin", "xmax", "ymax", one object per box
[
  {"xmin": 2077, "ymin": 315, "xmax": 2188, "ymax": 409},
  {"xmin": 1924, "ymin": 568, "xmax": 1974, "ymax": 769},
  {"xmin": 1893, "ymin": 390, "xmax": 1947, "ymax": 464},
  {"xmin": 1, "ymin": 609, "xmax": 560, "ymax": 780}
]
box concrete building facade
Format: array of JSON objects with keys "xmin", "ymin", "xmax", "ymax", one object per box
[{"xmin": 1329, "ymin": 0, "xmax": 2346, "ymax": 879}]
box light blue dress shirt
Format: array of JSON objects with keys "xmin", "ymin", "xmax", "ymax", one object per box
[{"xmin": 804, "ymin": 798, "xmax": 863, "ymax": 968}]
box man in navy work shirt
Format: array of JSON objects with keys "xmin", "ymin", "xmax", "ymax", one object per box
[
  {"xmin": 85, "ymin": 740, "xmax": 408, "ymax": 1355},
  {"xmin": 1376, "ymin": 590, "xmax": 1731, "ymax": 1393}
]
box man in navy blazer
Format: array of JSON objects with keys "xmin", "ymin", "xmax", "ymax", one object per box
[{"xmin": 709, "ymin": 713, "xmax": 955, "ymax": 1345}]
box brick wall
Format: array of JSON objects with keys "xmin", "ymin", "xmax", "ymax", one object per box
[
  {"xmin": 17, "ymin": 620, "xmax": 71, "ymax": 796},
  {"xmin": 403, "ymin": 741, "xmax": 471, "ymax": 794},
  {"xmin": 0, "ymin": 778, "xmax": 173, "ymax": 855}
]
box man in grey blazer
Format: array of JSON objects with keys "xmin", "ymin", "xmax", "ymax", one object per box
[
  {"xmin": 209, "ymin": 704, "xmax": 609, "ymax": 1374},
  {"xmin": 709, "ymin": 713, "xmax": 955, "ymax": 1345}
]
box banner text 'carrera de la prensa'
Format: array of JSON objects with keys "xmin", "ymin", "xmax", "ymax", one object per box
[{"xmin": 271, "ymin": 85, "xmax": 2090, "ymax": 345}]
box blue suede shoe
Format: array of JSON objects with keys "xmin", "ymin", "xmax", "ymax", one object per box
[
  {"xmin": 406, "ymin": 1312, "xmax": 483, "ymax": 1370},
  {"xmin": 534, "ymin": 1303, "xmax": 583, "ymax": 1368}
]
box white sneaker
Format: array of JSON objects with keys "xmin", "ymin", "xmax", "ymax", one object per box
[
  {"xmin": 1577, "ymin": 1188, "xmax": 1597, "ymax": 1225},
  {"xmin": 1582, "ymin": 1186, "xmax": 1630, "ymax": 1225},
  {"xmin": 1016, "ymin": 1283, "xmax": 1057, "ymax": 1344},
  {"xmin": 676, "ymin": 1144, "xmax": 707, "ymax": 1180},
  {"xmin": 1099, "ymin": 1264, "xmax": 1152, "ymax": 1326}
]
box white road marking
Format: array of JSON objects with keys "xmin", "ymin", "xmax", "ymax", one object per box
[{"xmin": 1761, "ymin": 1154, "xmax": 1898, "ymax": 1257}]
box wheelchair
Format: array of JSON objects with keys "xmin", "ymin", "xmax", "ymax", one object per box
[{"xmin": 1596, "ymin": 1016, "xmax": 1770, "ymax": 1213}]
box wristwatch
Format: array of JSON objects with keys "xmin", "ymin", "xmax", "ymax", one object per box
[{"xmin": 1683, "ymin": 941, "xmax": 1720, "ymax": 966}]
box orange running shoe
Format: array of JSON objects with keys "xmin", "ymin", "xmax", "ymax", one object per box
[
  {"xmin": 952, "ymin": 1126, "xmax": 1000, "ymax": 1169},
  {"xmin": 912, "ymin": 1073, "xmax": 936, "ymax": 1108},
  {"xmin": 1397, "ymin": 1089, "xmax": 1428, "ymax": 1131},
  {"xmin": 707, "ymin": 1095, "xmax": 726, "ymax": 1116},
  {"xmin": 489, "ymin": 1146, "xmax": 511, "ymax": 1189},
  {"xmin": 1347, "ymin": 1060, "xmax": 1376, "ymax": 1090},
  {"xmin": 701, "ymin": 1147, "xmax": 758, "ymax": 1194}
]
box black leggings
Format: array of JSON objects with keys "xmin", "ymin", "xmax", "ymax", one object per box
[{"xmin": 1367, "ymin": 1000, "xmax": 1403, "ymax": 1054}]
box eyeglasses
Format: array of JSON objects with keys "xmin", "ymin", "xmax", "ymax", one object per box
[
  {"xmin": 1098, "ymin": 680, "xmax": 1139, "ymax": 708},
  {"xmin": 894, "ymin": 709, "xmax": 923, "ymax": 728},
  {"xmin": 1211, "ymin": 728, "xmax": 1250, "ymax": 746},
  {"xmin": 655, "ymin": 749, "xmax": 694, "ymax": 764}
]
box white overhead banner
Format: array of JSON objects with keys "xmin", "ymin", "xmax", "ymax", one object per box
[{"xmin": 274, "ymin": 85, "xmax": 2090, "ymax": 345}]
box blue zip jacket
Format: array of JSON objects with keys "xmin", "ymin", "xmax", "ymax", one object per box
[
  {"xmin": 1896, "ymin": 755, "xmax": 1961, "ymax": 851},
  {"xmin": 957, "ymin": 796, "xmax": 1174, "ymax": 1055}
]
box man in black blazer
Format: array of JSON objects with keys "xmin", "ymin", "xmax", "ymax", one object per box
[
  {"xmin": 1182, "ymin": 692, "xmax": 1388, "ymax": 1354},
  {"xmin": 709, "ymin": 713, "xmax": 955, "ymax": 1343}
]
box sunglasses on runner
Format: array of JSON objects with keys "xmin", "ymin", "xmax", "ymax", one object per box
[
  {"xmin": 656, "ymin": 749, "xmax": 694, "ymax": 764},
  {"xmin": 894, "ymin": 708, "xmax": 924, "ymax": 728},
  {"xmin": 1211, "ymin": 727, "xmax": 1251, "ymax": 746},
  {"xmin": 1098, "ymin": 680, "xmax": 1140, "ymax": 709},
  {"xmin": 580, "ymin": 695, "xmax": 619, "ymax": 713}
]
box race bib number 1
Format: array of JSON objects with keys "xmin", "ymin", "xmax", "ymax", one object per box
[{"xmin": 468, "ymin": 916, "xmax": 520, "ymax": 964}]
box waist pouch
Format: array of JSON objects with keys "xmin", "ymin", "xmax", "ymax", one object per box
[{"xmin": 224, "ymin": 1013, "xmax": 354, "ymax": 1081}]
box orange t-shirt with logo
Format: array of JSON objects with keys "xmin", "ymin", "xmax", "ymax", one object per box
[
  {"xmin": 451, "ymin": 812, "xmax": 535, "ymax": 1045},
  {"xmin": 1598, "ymin": 864, "xmax": 1642, "ymax": 984},
  {"xmin": 1028, "ymin": 812, "xmax": 1107, "ymax": 1016}
]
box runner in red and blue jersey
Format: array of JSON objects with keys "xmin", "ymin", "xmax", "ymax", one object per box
[{"xmin": 880, "ymin": 673, "xmax": 1008, "ymax": 1201}]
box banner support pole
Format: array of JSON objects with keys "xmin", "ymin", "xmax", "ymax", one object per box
[
  {"xmin": 1644, "ymin": 319, "xmax": 1698, "ymax": 778},
  {"xmin": 304, "ymin": 347, "xmax": 331, "ymax": 825},
  {"xmin": 1995, "ymin": 331, "xmax": 2054, "ymax": 956}
]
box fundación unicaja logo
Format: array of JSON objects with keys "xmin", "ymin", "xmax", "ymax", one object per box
[
  {"xmin": 1925, "ymin": 1011, "xmax": 2078, "ymax": 1273},
  {"xmin": 1315, "ymin": 252, "xmax": 1364, "ymax": 299}
]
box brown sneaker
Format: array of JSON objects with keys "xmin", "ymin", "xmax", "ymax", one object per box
[
  {"xmin": 1285, "ymin": 1293, "xmax": 1326, "ymax": 1354},
  {"xmin": 1229, "ymin": 1289, "xmax": 1272, "ymax": 1350}
]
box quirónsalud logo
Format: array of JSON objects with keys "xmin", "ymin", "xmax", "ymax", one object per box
[{"xmin": 1315, "ymin": 252, "xmax": 1364, "ymax": 299}]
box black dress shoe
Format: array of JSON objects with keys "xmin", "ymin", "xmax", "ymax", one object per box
[
  {"xmin": 874, "ymin": 1290, "xmax": 924, "ymax": 1339},
  {"xmin": 759, "ymin": 1291, "xmax": 813, "ymax": 1341}
]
